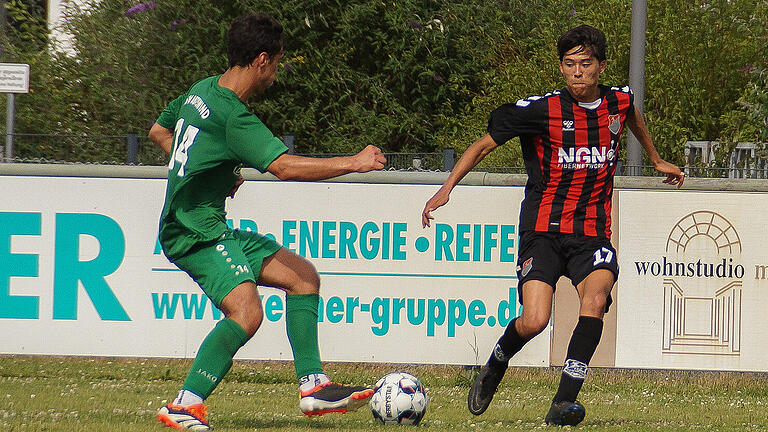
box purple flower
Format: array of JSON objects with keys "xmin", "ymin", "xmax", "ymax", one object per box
[
  {"xmin": 740, "ymin": 64, "xmax": 753, "ymax": 73},
  {"xmin": 125, "ymin": 1, "xmax": 156, "ymax": 16},
  {"xmin": 283, "ymin": 62, "xmax": 293, "ymax": 72},
  {"xmin": 409, "ymin": 21, "xmax": 423, "ymax": 29},
  {"xmin": 569, "ymin": 8, "xmax": 578, "ymax": 17},
  {"xmin": 169, "ymin": 19, "xmax": 188, "ymax": 31}
]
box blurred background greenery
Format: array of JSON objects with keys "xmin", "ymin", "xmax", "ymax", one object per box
[{"xmin": 1, "ymin": 0, "xmax": 766, "ymax": 168}]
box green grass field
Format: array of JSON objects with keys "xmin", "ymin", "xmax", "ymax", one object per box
[{"xmin": 0, "ymin": 355, "xmax": 766, "ymax": 431}]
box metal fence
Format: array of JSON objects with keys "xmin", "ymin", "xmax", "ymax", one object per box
[
  {"xmin": 3, "ymin": 133, "xmax": 767, "ymax": 178},
  {"xmin": 1, "ymin": 133, "xmax": 454, "ymax": 171},
  {"xmin": 294, "ymin": 151, "xmax": 453, "ymax": 172},
  {"xmin": 619, "ymin": 163, "xmax": 768, "ymax": 179},
  {"xmin": 2, "ymin": 133, "xmax": 167, "ymax": 166},
  {"xmin": 484, "ymin": 164, "xmax": 768, "ymax": 178},
  {"xmin": 684, "ymin": 141, "xmax": 768, "ymax": 179}
]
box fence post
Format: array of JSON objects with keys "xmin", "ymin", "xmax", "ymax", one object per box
[
  {"xmin": 282, "ymin": 134, "xmax": 295, "ymax": 154},
  {"xmin": 443, "ymin": 148, "xmax": 455, "ymax": 171},
  {"xmin": 5, "ymin": 93, "xmax": 15, "ymax": 163},
  {"xmin": 126, "ymin": 133, "xmax": 139, "ymax": 165}
]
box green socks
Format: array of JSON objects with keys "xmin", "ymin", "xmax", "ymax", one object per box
[
  {"xmin": 286, "ymin": 294, "xmax": 324, "ymax": 379},
  {"xmin": 182, "ymin": 318, "xmax": 249, "ymax": 399},
  {"xmin": 180, "ymin": 294, "xmax": 323, "ymax": 400}
]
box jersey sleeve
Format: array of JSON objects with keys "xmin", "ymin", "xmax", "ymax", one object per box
[
  {"xmin": 156, "ymin": 94, "xmax": 186, "ymax": 130},
  {"xmin": 226, "ymin": 110, "xmax": 288, "ymax": 173},
  {"xmin": 487, "ymin": 99, "xmax": 546, "ymax": 145}
]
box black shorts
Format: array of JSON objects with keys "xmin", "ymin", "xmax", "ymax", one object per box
[{"xmin": 515, "ymin": 231, "xmax": 618, "ymax": 310}]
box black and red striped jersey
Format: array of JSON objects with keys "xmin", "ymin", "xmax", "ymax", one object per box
[{"xmin": 487, "ymin": 84, "xmax": 634, "ymax": 239}]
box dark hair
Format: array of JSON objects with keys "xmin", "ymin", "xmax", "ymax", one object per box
[
  {"xmin": 557, "ymin": 24, "xmax": 606, "ymax": 62},
  {"xmin": 227, "ymin": 14, "xmax": 284, "ymax": 68}
]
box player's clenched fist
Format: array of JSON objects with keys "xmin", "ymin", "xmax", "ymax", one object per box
[{"xmin": 354, "ymin": 145, "xmax": 387, "ymax": 172}]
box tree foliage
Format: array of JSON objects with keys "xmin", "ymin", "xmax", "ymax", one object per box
[
  {"xmin": 437, "ymin": 0, "xmax": 765, "ymax": 168},
  {"xmin": 643, "ymin": 0, "xmax": 766, "ymax": 163},
  {"xmin": 4, "ymin": 0, "xmax": 48, "ymax": 54},
  {"xmin": 2, "ymin": 0, "xmax": 765, "ymax": 166},
  {"xmin": 706, "ymin": 0, "xmax": 768, "ymax": 164},
  {"xmin": 743, "ymin": 68, "xmax": 768, "ymax": 143},
  {"xmin": 8, "ymin": 0, "xmax": 513, "ymax": 155},
  {"xmin": 245, "ymin": 0, "xmax": 517, "ymax": 152}
]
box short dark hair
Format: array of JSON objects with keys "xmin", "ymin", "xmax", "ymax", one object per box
[
  {"xmin": 227, "ymin": 14, "xmax": 284, "ymax": 69},
  {"xmin": 557, "ymin": 24, "xmax": 606, "ymax": 62}
]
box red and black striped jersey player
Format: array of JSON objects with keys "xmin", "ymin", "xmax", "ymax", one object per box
[{"xmin": 421, "ymin": 24, "xmax": 684, "ymax": 426}]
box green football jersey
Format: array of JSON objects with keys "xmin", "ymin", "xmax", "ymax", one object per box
[{"xmin": 156, "ymin": 75, "xmax": 288, "ymax": 258}]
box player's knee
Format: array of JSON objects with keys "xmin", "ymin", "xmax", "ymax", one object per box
[
  {"xmin": 581, "ymin": 293, "xmax": 608, "ymax": 316},
  {"xmin": 235, "ymin": 298, "xmax": 264, "ymax": 336},
  {"xmin": 228, "ymin": 307, "xmax": 263, "ymax": 337},
  {"xmin": 518, "ymin": 314, "xmax": 549, "ymax": 338},
  {"xmin": 293, "ymin": 276, "xmax": 320, "ymax": 295},
  {"xmin": 292, "ymin": 259, "xmax": 320, "ymax": 295},
  {"xmin": 306, "ymin": 266, "xmax": 321, "ymax": 292}
]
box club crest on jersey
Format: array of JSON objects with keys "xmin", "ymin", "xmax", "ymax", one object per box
[
  {"xmin": 562, "ymin": 120, "xmax": 575, "ymax": 132},
  {"xmin": 608, "ymin": 114, "xmax": 621, "ymax": 135}
]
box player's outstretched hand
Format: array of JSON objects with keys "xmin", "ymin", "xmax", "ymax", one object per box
[
  {"xmin": 355, "ymin": 145, "xmax": 387, "ymax": 173},
  {"xmin": 422, "ymin": 188, "xmax": 450, "ymax": 228},
  {"xmin": 655, "ymin": 159, "xmax": 685, "ymax": 189}
]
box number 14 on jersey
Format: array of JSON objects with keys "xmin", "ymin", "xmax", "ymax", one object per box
[{"xmin": 168, "ymin": 118, "xmax": 199, "ymax": 177}]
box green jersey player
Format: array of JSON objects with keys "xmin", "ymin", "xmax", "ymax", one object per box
[{"xmin": 149, "ymin": 13, "xmax": 386, "ymax": 431}]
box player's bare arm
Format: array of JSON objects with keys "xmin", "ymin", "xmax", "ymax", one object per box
[
  {"xmin": 267, "ymin": 144, "xmax": 386, "ymax": 181},
  {"xmin": 149, "ymin": 122, "xmax": 174, "ymax": 155},
  {"xmin": 421, "ymin": 134, "xmax": 498, "ymax": 227},
  {"xmin": 625, "ymin": 106, "xmax": 685, "ymax": 188}
]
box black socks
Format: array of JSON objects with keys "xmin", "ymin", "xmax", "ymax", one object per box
[
  {"xmin": 487, "ymin": 318, "xmax": 529, "ymax": 369},
  {"xmin": 488, "ymin": 314, "xmax": 604, "ymax": 404},
  {"xmin": 553, "ymin": 315, "xmax": 603, "ymax": 403}
]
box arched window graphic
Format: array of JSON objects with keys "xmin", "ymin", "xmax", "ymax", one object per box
[
  {"xmin": 666, "ymin": 211, "xmax": 741, "ymax": 255},
  {"xmin": 662, "ymin": 211, "xmax": 742, "ymax": 356}
]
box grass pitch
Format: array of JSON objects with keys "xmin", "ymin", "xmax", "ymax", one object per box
[{"xmin": 0, "ymin": 355, "xmax": 766, "ymax": 431}]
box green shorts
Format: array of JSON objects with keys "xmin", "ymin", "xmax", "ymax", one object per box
[{"xmin": 170, "ymin": 229, "xmax": 282, "ymax": 307}]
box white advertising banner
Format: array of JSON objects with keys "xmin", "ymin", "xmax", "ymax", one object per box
[
  {"xmin": 0, "ymin": 176, "xmax": 550, "ymax": 366},
  {"xmin": 615, "ymin": 190, "xmax": 768, "ymax": 371}
]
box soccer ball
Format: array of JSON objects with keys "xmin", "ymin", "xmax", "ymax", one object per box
[{"xmin": 369, "ymin": 372, "xmax": 428, "ymax": 425}]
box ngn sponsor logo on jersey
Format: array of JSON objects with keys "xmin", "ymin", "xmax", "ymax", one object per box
[{"xmin": 557, "ymin": 146, "xmax": 616, "ymax": 169}]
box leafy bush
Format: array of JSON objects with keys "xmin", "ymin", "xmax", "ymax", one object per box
[
  {"xmin": 437, "ymin": 0, "xmax": 765, "ymax": 168},
  {"xmin": 256, "ymin": 0, "xmax": 512, "ymax": 153},
  {"xmin": 1, "ymin": 0, "xmax": 765, "ymax": 167},
  {"xmin": 4, "ymin": 0, "xmax": 48, "ymax": 53},
  {"xmin": 6, "ymin": 0, "xmax": 513, "ymax": 156}
]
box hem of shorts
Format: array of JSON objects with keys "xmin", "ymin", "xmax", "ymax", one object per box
[{"xmin": 212, "ymin": 244, "xmax": 282, "ymax": 307}]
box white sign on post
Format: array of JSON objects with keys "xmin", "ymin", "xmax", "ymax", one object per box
[{"xmin": 0, "ymin": 63, "xmax": 30, "ymax": 94}]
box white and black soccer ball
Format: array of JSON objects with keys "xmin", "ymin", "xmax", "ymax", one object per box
[{"xmin": 369, "ymin": 371, "xmax": 427, "ymax": 425}]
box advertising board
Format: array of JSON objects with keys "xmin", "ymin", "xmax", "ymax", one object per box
[
  {"xmin": 615, "ymin": 190, "xmax": 768, "ymax": 371},
  {"xmin": 0, "ymin": 176, "xmax": 549, "ymax": 366}
]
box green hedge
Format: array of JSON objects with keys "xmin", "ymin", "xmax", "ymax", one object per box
[{"xmin": 2, "ymin": 0, "xmax": 766, "ymax": 166}]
